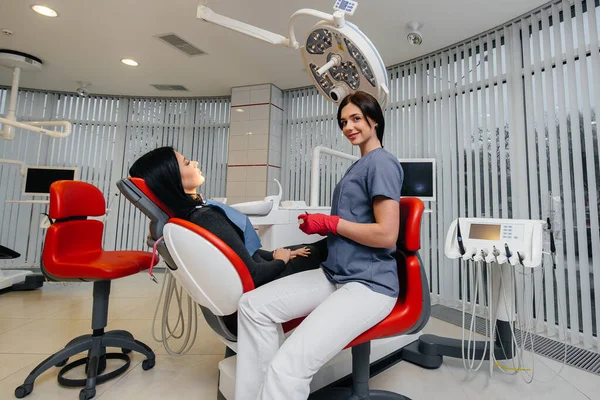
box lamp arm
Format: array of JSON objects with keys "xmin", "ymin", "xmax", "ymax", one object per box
[
  {"xmin": 0, "ymin": 116, "xmax": 72, "ymax": 139},
  {"xmin": 197, "ymin": 5, "xmax": 291, "ymax": 47},
  {"xmin": 197, "ymin": 4, "xmax": 345, "ymax": 50}
]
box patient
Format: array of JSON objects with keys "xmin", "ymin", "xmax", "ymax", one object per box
[{"xmin": 129, "ymin": 146, "xmax": 326, "ymax": 289}]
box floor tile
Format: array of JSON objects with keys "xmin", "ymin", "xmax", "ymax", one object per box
[
  {"xmin": 0, "ymin": 295, "xmax": 90, "ymax": 319},
  {"xmin": 535, "ymin": 354, "xmax": 597, "ymax": 400},
  {"xmin": 0, "ymin": 318, "xmax": 34, "ymax": 335},
  {"xmin": 44, "ymin": 296, "xmax": 157, "ymax": 321},
  {"xmin": 370, "ymin": 359, "xmax": 470, "ymax": 399},
  {"xmin": 0, "ymin": 319, "xmax": 93, "ymax": 355},
  {"xmin": 96, "ymin": 354, "xmax": 222, "ymax": 400},
  {"xmin": 0, "ymin": 354, "xmax": 44, "ymax": 381}
]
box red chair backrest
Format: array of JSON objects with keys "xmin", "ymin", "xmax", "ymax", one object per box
[
  {"xmin": 128, "ymin": 177, "xmax": 175, "ymax": 217},
  {"xmin": 344, "ymin": 197, "xmax": 425, "ymax": 347},
  {"xmin": 42, "ymin": 181, "xmax": 106, "ymax": 278},
  {"xmin": 398, "ymin": 197, "xmax": 424, "ymax": 253}
]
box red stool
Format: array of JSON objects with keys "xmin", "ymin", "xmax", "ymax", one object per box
[
  {"xmin": 14, "ymin": 181, "xmax": 157, "ymax": 400},
  {"xmin": 309, "ymin": 197, "xmax": 428, "ymax": 399}
]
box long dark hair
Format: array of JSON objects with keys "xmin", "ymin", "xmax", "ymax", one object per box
[
  {"xmin": 337, "ymin": 91, "xmax": 385, "ymax": 145},
  {"xmin": 129, "ymin": 146, "xmax": 204, "ymax": 218}
]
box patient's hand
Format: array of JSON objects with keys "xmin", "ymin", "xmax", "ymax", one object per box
[
  {"xmin": 273, "ymin": 248, "xmax": 292, "ymax": 264},
  {"xmin": 290, "ymin": 247, "xmax": 311, "ymax": 259}
]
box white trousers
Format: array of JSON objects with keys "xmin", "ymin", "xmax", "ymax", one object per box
[{"xmin": 235, "ymin": 268, "xmax": 396, "ymax": 400}]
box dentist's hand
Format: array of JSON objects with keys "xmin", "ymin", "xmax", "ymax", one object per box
[{"xmin": 298, "ymin": 213, "xmax": 341, "ymax": 236}]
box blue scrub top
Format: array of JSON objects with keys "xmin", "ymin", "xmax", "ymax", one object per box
[{"xmin": 321, "ymin": 147, "xmax": 404, "ymax": 297}]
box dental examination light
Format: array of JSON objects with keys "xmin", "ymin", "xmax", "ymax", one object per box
[
  {"xmin": 197, "ymin": 1, "xmax": 389, "ymax": 107},
  {"xmin": 0, "ymin": 50, "xmax": 72, "ymax": 140}
]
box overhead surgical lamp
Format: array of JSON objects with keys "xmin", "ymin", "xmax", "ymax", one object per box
[
  {"xmin": 197, "ymin": 1, "xmax": 389, "ymax": 107},
  {"xmin": 0, "ymin": 50, "xmax": 72, "ymax": 140}
]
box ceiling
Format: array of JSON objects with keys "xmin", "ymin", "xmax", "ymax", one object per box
[{"xmin": 0, "ymin": 0, "xmax": 549, "ymax": 98}]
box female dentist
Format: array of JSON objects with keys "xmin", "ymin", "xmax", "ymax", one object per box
[{"xmin": 235, "ymin": 91, "xmax": 404, "ymax": 400}]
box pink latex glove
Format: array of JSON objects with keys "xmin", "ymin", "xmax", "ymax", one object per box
[{"xmin": 298, "ymin": 213, "xmax": 341, "ymax": 236}]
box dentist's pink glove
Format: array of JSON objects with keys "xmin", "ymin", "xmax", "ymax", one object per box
[{"xmin": 298, "ymin": 213, "xmax": 341, "ymax": 236}]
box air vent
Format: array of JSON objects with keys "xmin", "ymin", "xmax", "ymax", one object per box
[
  {"xmin": 156, "ymin": 33, "xmax": 207, "ymax": 56},
  {"xmin": 151, "ymin": 84, "xmax": 189, "ymax": 91}
]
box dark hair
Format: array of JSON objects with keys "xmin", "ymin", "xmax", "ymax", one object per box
[
  {"xmin": 129, "ymin": 146, "xmax": 203, "ymax": 218},
  {"xmin": 337, "ymin": 91, "xmax": 385, "ymax": 145}
]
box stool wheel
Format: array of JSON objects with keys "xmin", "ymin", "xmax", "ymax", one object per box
[
  {"xmin": 142, "ymin": 359, "xmax": 155, "ymax": 371},
  {"xmin": 14, "ymin": 384, "xmax": 33, "ymax": 398},
  {"xmin": 79, "ymin": 388, "xmax": 96, "ymax": 400}
]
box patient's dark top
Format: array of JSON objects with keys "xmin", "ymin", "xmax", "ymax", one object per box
[{"xmin": 186, "ymin": 206, "xmax": 325, "ymax": 288}]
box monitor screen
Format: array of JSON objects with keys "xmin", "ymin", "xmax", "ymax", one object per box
[
  {"xmin": 23, "ymin": 167, "xmax": 77, "ymax": 196},
  {"xmin": 399, "ymin": 159, "xmax": 435, "ymax": 201}
]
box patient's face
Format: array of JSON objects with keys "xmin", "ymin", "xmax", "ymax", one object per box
[{"xmin": 174, "ymin": 151, "xmax": 205, "ymax": 193}]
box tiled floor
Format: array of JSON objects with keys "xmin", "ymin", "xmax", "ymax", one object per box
[{"xmin": 0, "ymin": 272, "xmax": 597, "ymax": 400}]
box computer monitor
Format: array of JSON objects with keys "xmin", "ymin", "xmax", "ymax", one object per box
[
  {"xmin": 399, "ymin": 158, "xmax": 436, "ymax": 202},
  {"xmin": 22, "ymin": 166, "xmax": 78, "ymax": 196}
]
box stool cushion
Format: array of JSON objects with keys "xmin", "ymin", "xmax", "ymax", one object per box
[{"xmin": 43, "ymin": 220, "xmax": 154, "ymax": 280}]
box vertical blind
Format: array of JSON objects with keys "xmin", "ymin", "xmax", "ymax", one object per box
[
  {"xmin": 107, "ymin": 97, "xmax": 230, "ymax": 252},
  {"xmin": 0, "ymin": 92, "xmax": 230, "ymax": 266},
  {"xmin": 282, "ymin": 0, "xmax": 599, "ymax": 350}
]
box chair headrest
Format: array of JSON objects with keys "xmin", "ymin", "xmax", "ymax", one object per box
[
  {"xmin": 128, "ymin": 178, "xmax": 174, "ymax": 217},
  {"xmin": 49, "ymin": 181, "xmax": 105, "ymax": 219},
  {"xmin": 398, "ymin": 197, "xmax": 424, "ymax": 253}
]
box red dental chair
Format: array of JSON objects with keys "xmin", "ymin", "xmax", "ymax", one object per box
[
  {"xmin": 14, "ymin": 181, "xmax": 157, "ymax": 400},
  {"xmin": 117, "ymin": 175, "xmax": 431, "ymax": 399}
]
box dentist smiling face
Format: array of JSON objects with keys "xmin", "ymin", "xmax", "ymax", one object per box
[{"xmin": 337, "ymin": 91, "xmax": 385, "ymax": 157}]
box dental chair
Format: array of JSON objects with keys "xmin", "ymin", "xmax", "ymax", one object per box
[
  {"xmin": 165, "ymin": 197, "xmax": 430, "ymax": 400},
  {"xmin": 116, "ymin": 177, "xmax": 242, "ymax": 344},
  {"xmin": 117, "ymin": 176, "xmax": 432, "ymax": 399},
  {"xmin": 14, "ymin": 181, "xmax": 157, "ymax": 400}
]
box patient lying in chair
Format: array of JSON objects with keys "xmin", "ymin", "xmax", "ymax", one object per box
[{"xmin": 129, "ymin": 146, "xmax": 326, "ymax": 290}]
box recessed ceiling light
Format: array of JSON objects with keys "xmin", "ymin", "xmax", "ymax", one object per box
[
  {"xmin": 31, "ymin": 5, "xmax": 58, "ymax": 17},
  {"xmin": 235, "ymin": 108, "xmax": 245, "ymax": 112},
  {"xmin": 121, "ymin": 58, "xmax": 139, "ymax": 67},
  {"xmin": 247, "ymin": 132, "xmax": 253, "ymax": 135}
]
